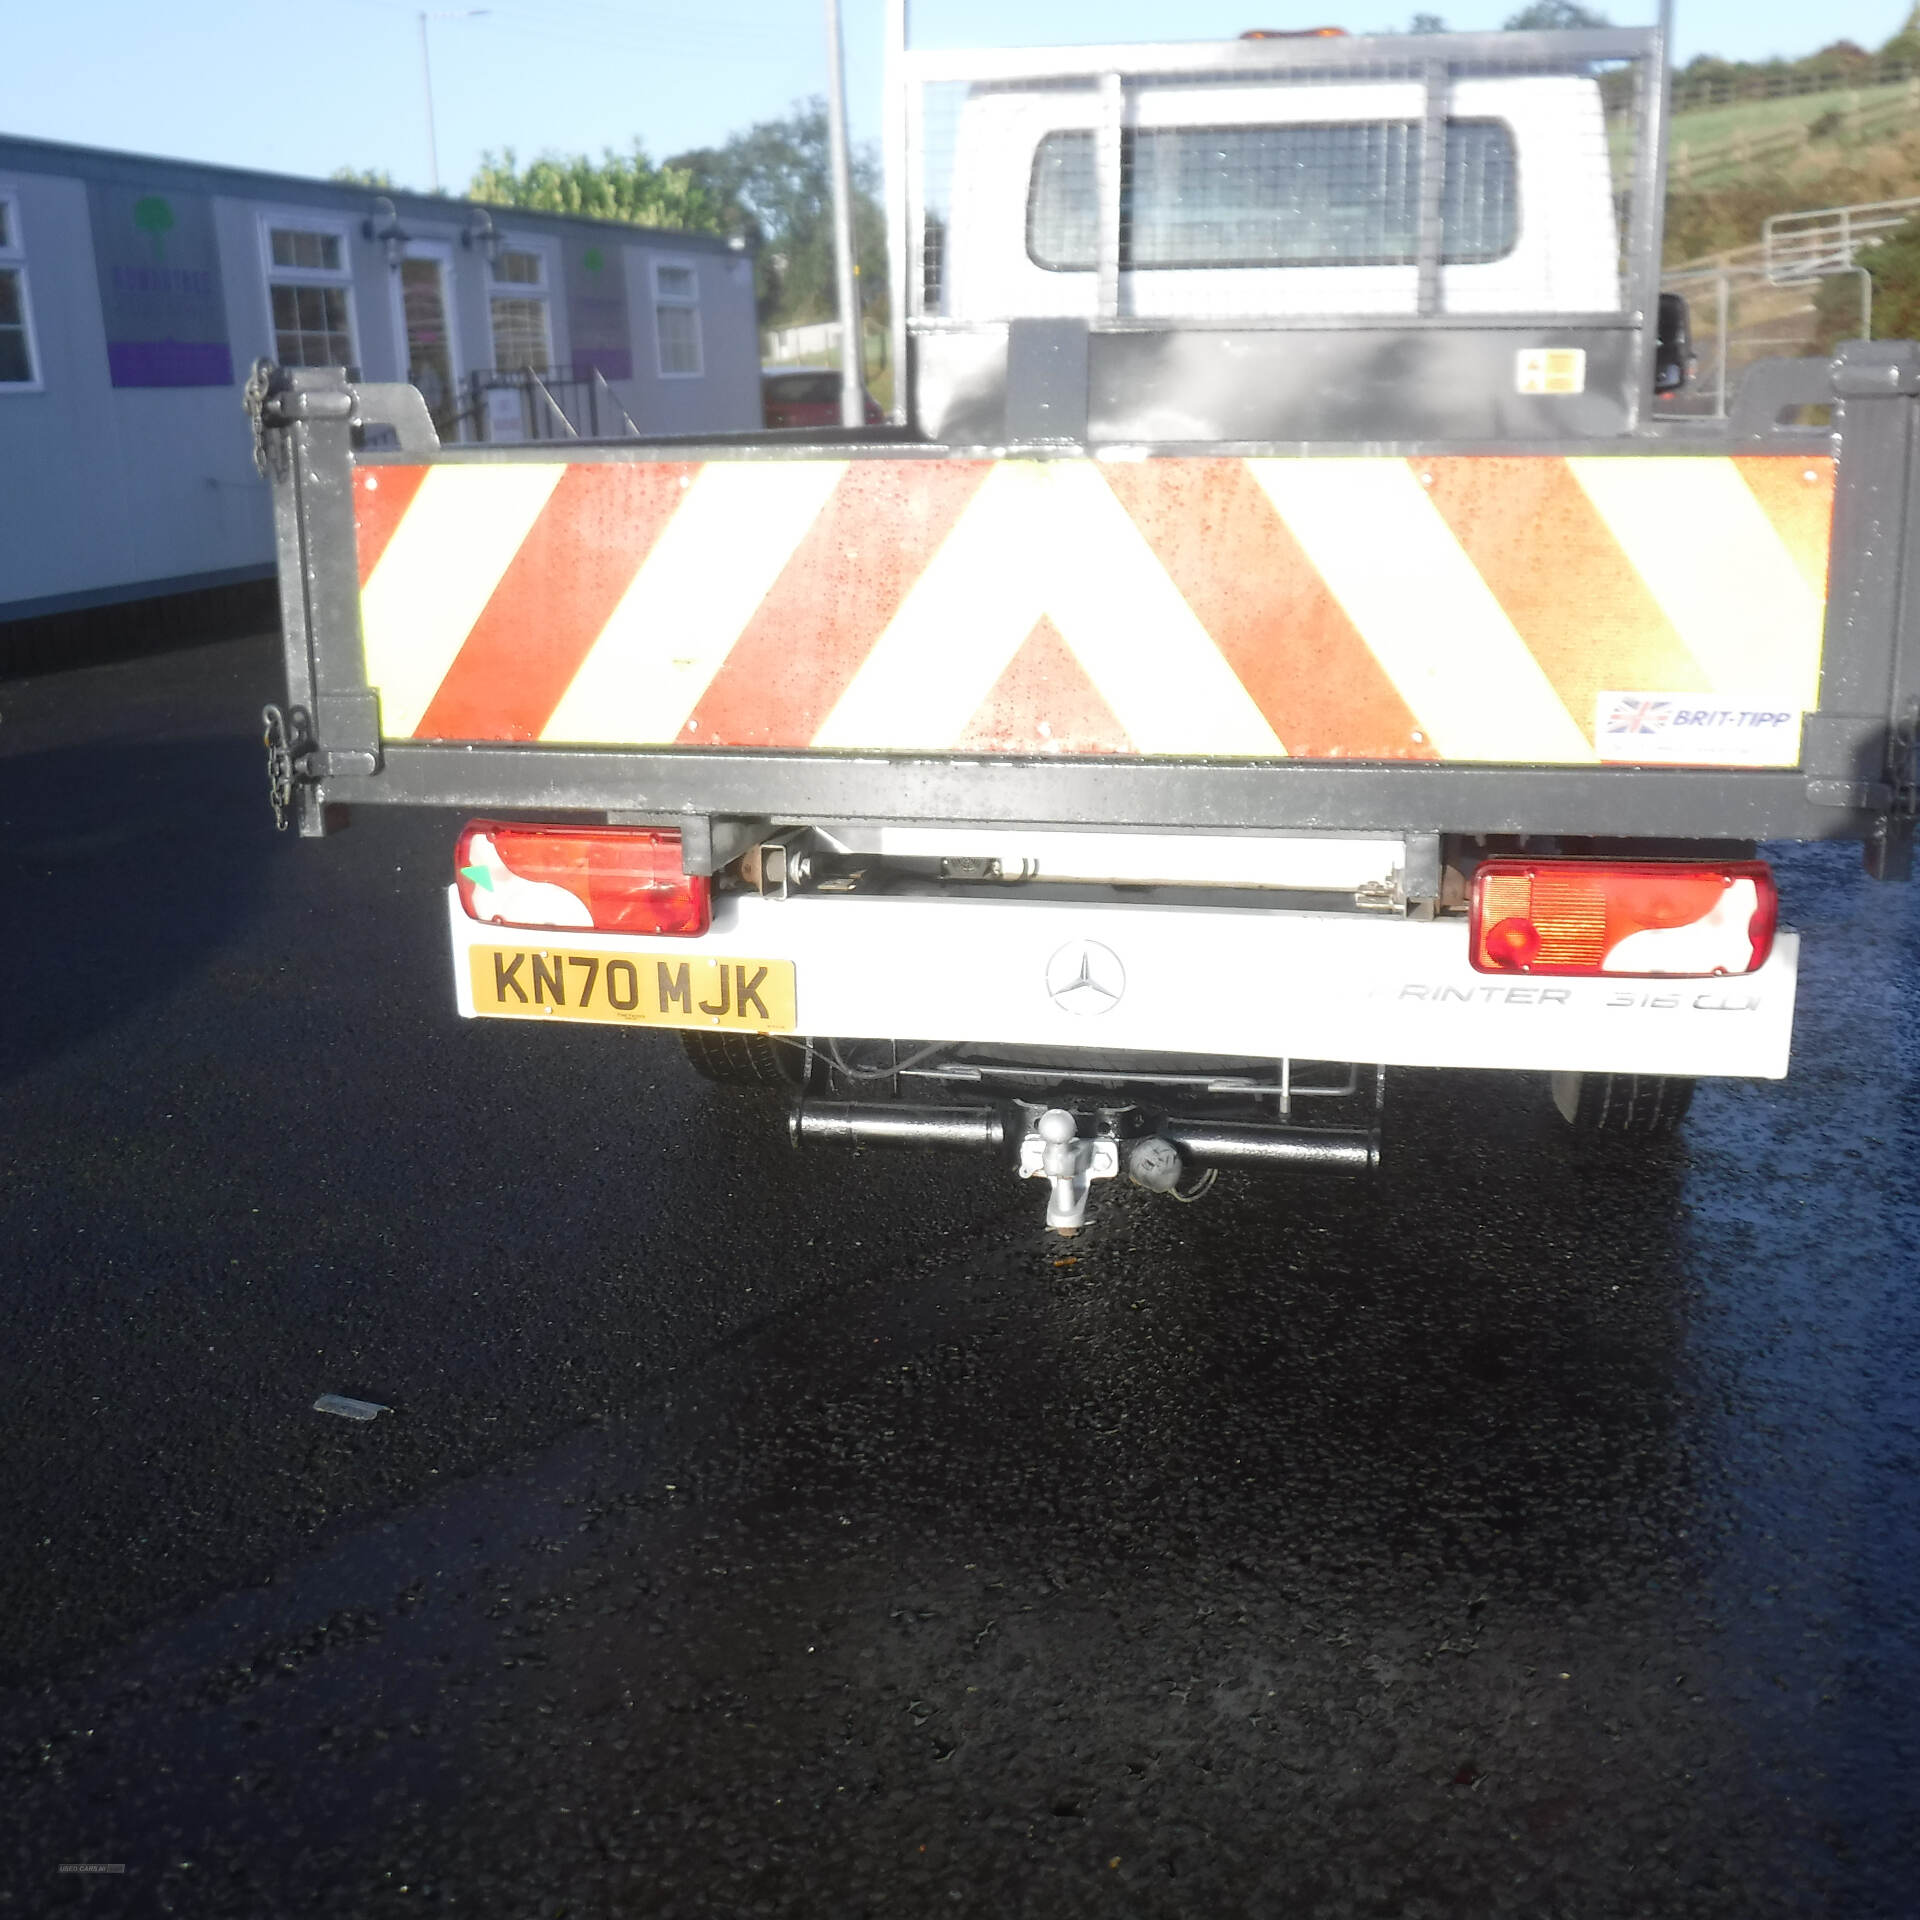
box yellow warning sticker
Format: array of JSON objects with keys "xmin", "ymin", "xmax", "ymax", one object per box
[{"xmin": 1516, "ymin": 348, "xmax": 1588, "ymax": 396}]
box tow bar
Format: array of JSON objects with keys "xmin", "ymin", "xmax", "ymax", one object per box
[{"xmin": 790, "ymin": 1084, "xmax": 1381, "ymax": 1235}]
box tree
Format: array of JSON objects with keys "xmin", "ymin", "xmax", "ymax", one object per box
[
  {"xmin": 468, "ymin": 143, "xmax": 726, "ymax": 235},
  {"xmin": 330, "ymin": 166, "xmax": 397, "ymax": 191},
  {"xmin": 1408, "ymin": 12, "xmax": 1448, "ymax": 30},
  {"xmin": 1881, "ymin": 4, "xmax": 1920, "ymax": 64},
  {"xmin": 1502, "ymin": 1, "xmax": 1610, "ymax": 27},
  {"xmin": 668, "ymin": 101, "xmax": 888, "ymax": 332},
  {"xmin": 132, "ymin": 195, "xmax": 173, "ymax": 261}
]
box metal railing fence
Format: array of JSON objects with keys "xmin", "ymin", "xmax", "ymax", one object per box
[
  {"xmin": 1670, "ymin": 57, "xmax": 1918, "ymax": 116},
  {"xmin": 1669, "ymin": 77, "xmax": 1920, "ymax": 188},
  {"xmin": 1764, "ymin": 195, "xmax": 1920, "ymax": 281},
  {"xmin": 450, "ymin": 367, "xmax": 642, "ymax": 443}
]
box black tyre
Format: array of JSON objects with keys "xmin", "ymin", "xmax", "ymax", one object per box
[
  {"xmin": 1551, "ymin": 1071, "xmax": 1695, "ymax": 1139},
  {"xmin": 679, "ymin": 1029, "xmax": 807, "ymax": 1092}
]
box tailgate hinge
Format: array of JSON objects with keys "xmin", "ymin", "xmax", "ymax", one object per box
[
  {"xmin": 262, "ymin": 704, "xmax": 372, "ymax": 836},
  {"xmin": 1801, "ymin": 707, "xmax": 1917, "ymax": 879},
  {"xmin": 1865, "ymin": 706, "xmax": 1919, "ymax": 881},
  {"xmin": 1802, "ymin": 710, "xmax": 1903, "ymax": 811},
  {"xmin": 244, "ymin": 358, "xmax": 353, "ymax": 477}
]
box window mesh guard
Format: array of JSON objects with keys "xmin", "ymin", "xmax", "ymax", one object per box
[{"xmin": 894, "ymin": 29, "xmax": 1664, "ymax": 341}]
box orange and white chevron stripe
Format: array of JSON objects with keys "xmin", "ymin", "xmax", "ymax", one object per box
[{"xmin": 352, "ymin": 452, "xmax": 1834, "ymax": 766}]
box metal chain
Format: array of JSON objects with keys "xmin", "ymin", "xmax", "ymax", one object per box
[{"xmin": 262, "ymin": 705, "xmax": 294, "ymax": 831}]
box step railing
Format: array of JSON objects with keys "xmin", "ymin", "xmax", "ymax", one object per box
[
  {"xmin": 1764, "ymin": 195, "xmax": 1920, "ymax": 282},
  {"xmin": 591, "ymin": 367, "xmax": 641, "ymax": 438},
  {"xmin": 462, "ymin": 368, "xmax": 643, "ymax": 442}
]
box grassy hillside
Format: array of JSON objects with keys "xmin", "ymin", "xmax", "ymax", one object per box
[
  {"xmin": 1672, "ymin": 80, "xmax": 1914, "ymax": 155},
  {"xmin": 1644, "ymin": 23, "xmax": 1920, "ymax": 368},
  {"xmin": 1651, "ymin": 29, "xmax": 1920, "ymax": 260},
  {"xmin": 1658, "ymin": 105, "xmax": 1920, "ymax": 382},
  {"xmin": 1664, "ymin": 123, "xmax": 1920, "ymax": 264}
]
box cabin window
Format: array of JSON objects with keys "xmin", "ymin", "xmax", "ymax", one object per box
[
  {"xmin": 653, "ymin": 259, "xmax": 703, "ymax": 377},
  {"xmin": 0, "ymin": 191, "xmax": 41, "ymax": 387},
  {"xmin": 490, "ymin": 247, "xmax": 553, "ymax": 372},
  {"xmin": 1028, "ymin": 120, "xmax": 1518, "ymax": 271},
  {"xmin": 265, "ymin": 221, "xmax": 357, "ymax": 368}
]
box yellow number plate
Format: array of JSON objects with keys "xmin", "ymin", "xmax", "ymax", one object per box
[{"xmin": 469, "ymin": 946, "xmax": 796, "ymax": 1032}]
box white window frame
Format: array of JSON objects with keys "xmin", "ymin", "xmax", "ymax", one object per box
[
  {"xmin": 651, "ymin": 255, "xmax": 704, "ymax": 380},
  {"xmin": 256, "ymin": 209, "xmax": 360, "ymax": 374},
  {"xmin": 487, "ymin": 237, "xmax": 556, "ymax": 373},
  {"xmin": 0, "ymin": 186, "xmax": 45, "ymax": 394}
]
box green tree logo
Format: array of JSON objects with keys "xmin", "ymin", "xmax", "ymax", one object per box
[
  {"xmin": 133, "ymin": 195, "xmax": 175, "ymax": 262},
  {"xmin": 581, "ymin": 246, "xmax": 604, "ymax": 273}
]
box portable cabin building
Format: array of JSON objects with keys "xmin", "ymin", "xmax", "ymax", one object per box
[{"xmin": 0, "ymin": 132, "xmax": 761, "ymax": 640}]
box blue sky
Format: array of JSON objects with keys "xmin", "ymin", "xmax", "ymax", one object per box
[{"xmin": 1, "ymin": 1, "xmax": 1912, "ymax": 192}]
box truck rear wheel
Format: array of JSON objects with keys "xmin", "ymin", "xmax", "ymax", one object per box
[
  {"xmin": 679, "ymin": 1030, "xmax": 807, "ymax": 1091},
  {"xmin": 1551, "ymin": 1071, "xmax": 1695, "ymax": 1139}
]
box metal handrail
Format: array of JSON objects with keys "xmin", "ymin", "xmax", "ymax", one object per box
[
  {"xmin": 1765, "ymin": 195, "xmax": 1920, "ymax": 283},
  {"xmin": 591, "ymin": 367, "xmax": 641, "ymax": 437},
  {"xmin": 525, "ymin": 368, "xmax": 579, "ymax": 438}
]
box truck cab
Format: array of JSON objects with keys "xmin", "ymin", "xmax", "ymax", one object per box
[{"xmin": 909, "ymin": 29, "xmax": 1659, "ymax": 445}]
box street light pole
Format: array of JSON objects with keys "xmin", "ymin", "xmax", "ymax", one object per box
[
  {"xmin": 823, "ymin": 0, "xmax": 864, "ymax": 428},
  {"xmin": 419, "ymin": 13, "xmax": 440, "ymax": 193},
  {"xmin": 418, "ymin": 9, "xmax": 490, "ymax": 195}
]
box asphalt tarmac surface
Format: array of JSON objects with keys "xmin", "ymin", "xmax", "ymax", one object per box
[{"xmin": 0, "ymin": 635, "xmax": 1916, "ymax": 1919}]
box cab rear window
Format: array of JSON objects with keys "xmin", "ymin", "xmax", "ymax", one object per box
[{"xmin": 1027, "ymin": 120, "xmax": 1518, "ymax": 271}]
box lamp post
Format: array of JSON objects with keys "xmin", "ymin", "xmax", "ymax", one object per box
[
  {"xmin": 823, "ymin": 0, "xmax": 863, "ymax": 428},
  {"xmin": 419, "ymin": 8, "xmax": 490, "ymax": 194}
]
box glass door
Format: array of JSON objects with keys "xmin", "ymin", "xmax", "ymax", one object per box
[{"xmin": 396, "ymin": 245, "xmax": 460, "ymax": 437}]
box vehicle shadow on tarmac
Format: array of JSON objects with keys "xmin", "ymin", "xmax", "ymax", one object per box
[{"xmin": 0, "ymin": 737, "xmax": 274, "ymax": 1081}]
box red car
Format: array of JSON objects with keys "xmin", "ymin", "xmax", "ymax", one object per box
[{"xmin": 762, "ymin": 366, "xmax": 884, "ymax": 430}]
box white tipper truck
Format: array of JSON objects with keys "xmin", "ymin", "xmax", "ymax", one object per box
[{"xmin": 250, "ymin": 16, "xmax": 1917, "ymax": 1231}]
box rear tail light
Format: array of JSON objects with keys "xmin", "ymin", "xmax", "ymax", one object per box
[
  {"xmin": 1469, "ymin": 858, "xmax": 1776, "ymax": 977},
  {"xmin": 455, "ymin": 822, "xmax": 710, "ymax": 936}
]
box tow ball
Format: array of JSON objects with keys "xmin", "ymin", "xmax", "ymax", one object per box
[
  {"xmin": 1018, "ymin": 1110, "xmax": 1121, "ymax": 1235},
  {"xmin": 1017, "ymin": 1111, "xmax": 1206, "ymax": 1233}
]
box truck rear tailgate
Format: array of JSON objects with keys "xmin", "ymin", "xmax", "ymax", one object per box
[
  {"xmin": 353, "ymin": 451, "xmax": 1833, "ymax": 770},
  {"xmin": 251, "ymin": 358, "xmax": 1916, "ymax": 865}
]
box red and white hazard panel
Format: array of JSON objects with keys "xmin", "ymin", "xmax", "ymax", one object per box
[{"xmin": 351, "ymin": 452, "xmax": 1834, "ymax": 767}]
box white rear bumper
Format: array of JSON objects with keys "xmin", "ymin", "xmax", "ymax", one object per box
[{"xmin": 447, "ymin": 885, "xmax": 1798, "ymax": 1080}]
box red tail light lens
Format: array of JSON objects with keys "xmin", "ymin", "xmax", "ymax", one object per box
[
  {"xmin": 455, "ymin": 822, "xmax": 710, "ymax": 936},
  {"xmin": 1469, "ymin": 859, "xmax": 1775, "ymax": 978}
]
